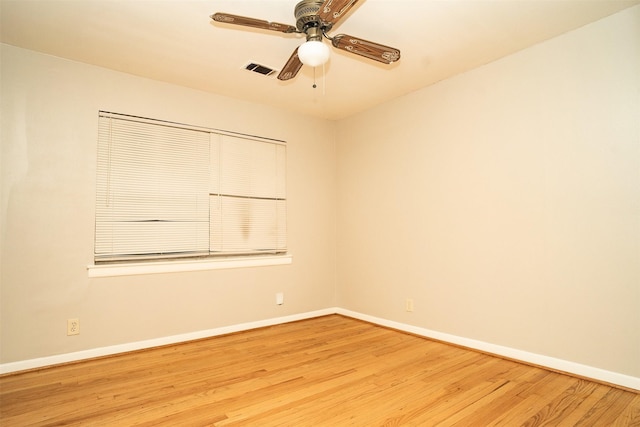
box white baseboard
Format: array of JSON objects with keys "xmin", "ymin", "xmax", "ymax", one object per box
[
  {"xmin": 2, "ymin": 307, "xmax": 638, "ymax": 392},
  {"xmin": 0, "ymin": 308, "xmax": 335, "ymax": 375},
  {"xmin": 336, "ymin": 308, "xmax": 640, "ymax": 391}
]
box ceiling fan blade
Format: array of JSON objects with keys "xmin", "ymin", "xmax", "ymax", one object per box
[
  {"xmin": 277, "ymin": 48, "xmax": 303, "ymax": 81},
  {"xmin": 211, "ymin": 13, "xmax": 297, "ymax": 34},
  {"xmin": 331, "ymin": 34, "xmax": 401, "ymax": 64},
  {"xmin": 317, "ymin": 0, "xmax": 361, "ymax": 26}
]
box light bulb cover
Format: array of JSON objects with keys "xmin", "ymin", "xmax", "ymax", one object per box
[{"xmin": 298, "ymin": 40, "xmax": 330, "ymax": 67}]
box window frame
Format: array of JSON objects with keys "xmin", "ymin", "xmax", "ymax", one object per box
[{"xmin": 89, "ymin": 112, "xmax": 290, "ymax": 276}]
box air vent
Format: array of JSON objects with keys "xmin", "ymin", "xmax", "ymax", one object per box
[{"xmin": 244, "ymin": 62, "xmax": 276, "ymax": 76}]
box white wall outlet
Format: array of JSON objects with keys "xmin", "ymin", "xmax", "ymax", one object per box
[
  {"xmin": 67, "ymin": 318, "xmax": 80, "ymax": 335},
  {"xmin": 276, "ymin": 292, "xmax": 284, "ymax": 305},
  {"xmin": 405, "ymin": 299, "xmax": 414, "ymax": 312}
]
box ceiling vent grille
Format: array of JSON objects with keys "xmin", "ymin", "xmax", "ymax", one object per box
[{"xmin": 244, "ymin": 62, "xmax": 276, "ymax": 76}]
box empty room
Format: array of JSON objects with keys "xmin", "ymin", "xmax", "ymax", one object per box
[{"xmin": 1, "ymin": 0, "xmax": 639, "ymax": 425}]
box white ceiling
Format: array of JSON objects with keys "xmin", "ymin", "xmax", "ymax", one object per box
[{"xmin": 1, "ymin": 0, "xmax": 638, "ymax": 120}]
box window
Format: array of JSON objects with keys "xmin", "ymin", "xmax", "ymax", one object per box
[{"xmin": 94, "ymin": 112, "xmax": 287, "ymax": 264}]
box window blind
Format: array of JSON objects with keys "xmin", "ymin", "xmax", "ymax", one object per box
[
  {"xmin": 210, "ymin": 134, "xmax": 287, "ymax": 254},
  {"xmin": 95, "ymin": 112, "xmax": 287, "ymax": 262}
]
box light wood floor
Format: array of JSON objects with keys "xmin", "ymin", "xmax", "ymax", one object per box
[{"xmin": 1, "ymin": 315, "xmax": 638, "ymax": 426}]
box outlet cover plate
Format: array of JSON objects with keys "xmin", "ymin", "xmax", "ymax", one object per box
[
  {"xmin": 67, "ymin": 318, "xmax": 80, "ymax": 335},
  {"xmin": 405, "ymin": 299, "xmax": 414, "ymax": 312}
]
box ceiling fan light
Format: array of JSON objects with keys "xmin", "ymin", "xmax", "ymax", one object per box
[{"xmin": 298, "ymin": 40, "xmax": 330, "ymax": 67}]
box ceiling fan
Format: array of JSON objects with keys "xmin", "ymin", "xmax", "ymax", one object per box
[{"xmin": 211, "ymin": 0, "xmax": 401, "ymax": 81}]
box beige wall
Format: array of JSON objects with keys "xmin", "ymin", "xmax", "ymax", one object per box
[
  {"xmin": 0, "ymin": 44, "xmax": 337, "ymax": 363},
  {"xmin": 336, "ymin": 6, "xmax": 639, "ymax": 377}
]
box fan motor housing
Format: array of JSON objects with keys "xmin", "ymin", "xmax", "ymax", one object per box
[{"xmin": 295, "ymin": 0, "xmax": 330, "ymax": 33}]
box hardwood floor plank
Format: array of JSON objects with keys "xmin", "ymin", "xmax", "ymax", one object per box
[
  {"xmin": 1, "ymin": 315, "xmax": 638, "ymax": 426},
  {"xmin": 490, "ymin": 377, "xmax": 602, "ymax": 426},
  {"xmin": 572, "ymin": 388, "xmax": 638, "ymax": 427},
  {"xmin": 610, "ymin": 393, "xmax": 640, "ymax": 426},
  {"xmin": 376, "ymin": 360, "xmax": 526, "ymax": 425},
  {"xmin": 517, "ymin": 379, "xmax": 600, "ymax": 426}
]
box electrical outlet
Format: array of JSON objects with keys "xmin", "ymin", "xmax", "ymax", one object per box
[
  {"xmin": 405, "ymin": 299, "xmax": 414, "ymax": 312},
  {"xmin": 67, "ymin": 318, "xmax": 80, "ymax": 336}
]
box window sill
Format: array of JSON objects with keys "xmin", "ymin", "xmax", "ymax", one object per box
[{"xmin": 87, "ymin": 255, "xmax": 292, "ymax": 278}]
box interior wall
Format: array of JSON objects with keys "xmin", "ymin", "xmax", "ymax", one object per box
[
  {"xmin": 336, "ymin": 6, "xmax": 640, "ymax": 377},
  {"xmin": 0, "ymin": 44, "xmax": 337, "ymax": 363}
]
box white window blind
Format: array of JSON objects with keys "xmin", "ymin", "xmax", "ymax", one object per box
[
  {"xmin": 210, "ymin": 135, "xmax": 287, "ymax": 254},
  {"xmin": 95, "ymin": 112, "xmax": 287, "ymax": 262}
]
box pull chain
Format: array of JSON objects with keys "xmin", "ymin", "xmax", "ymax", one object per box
[{"xmin": 313, "ymin": 67, "xmax": 317, "ymax": 89}]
